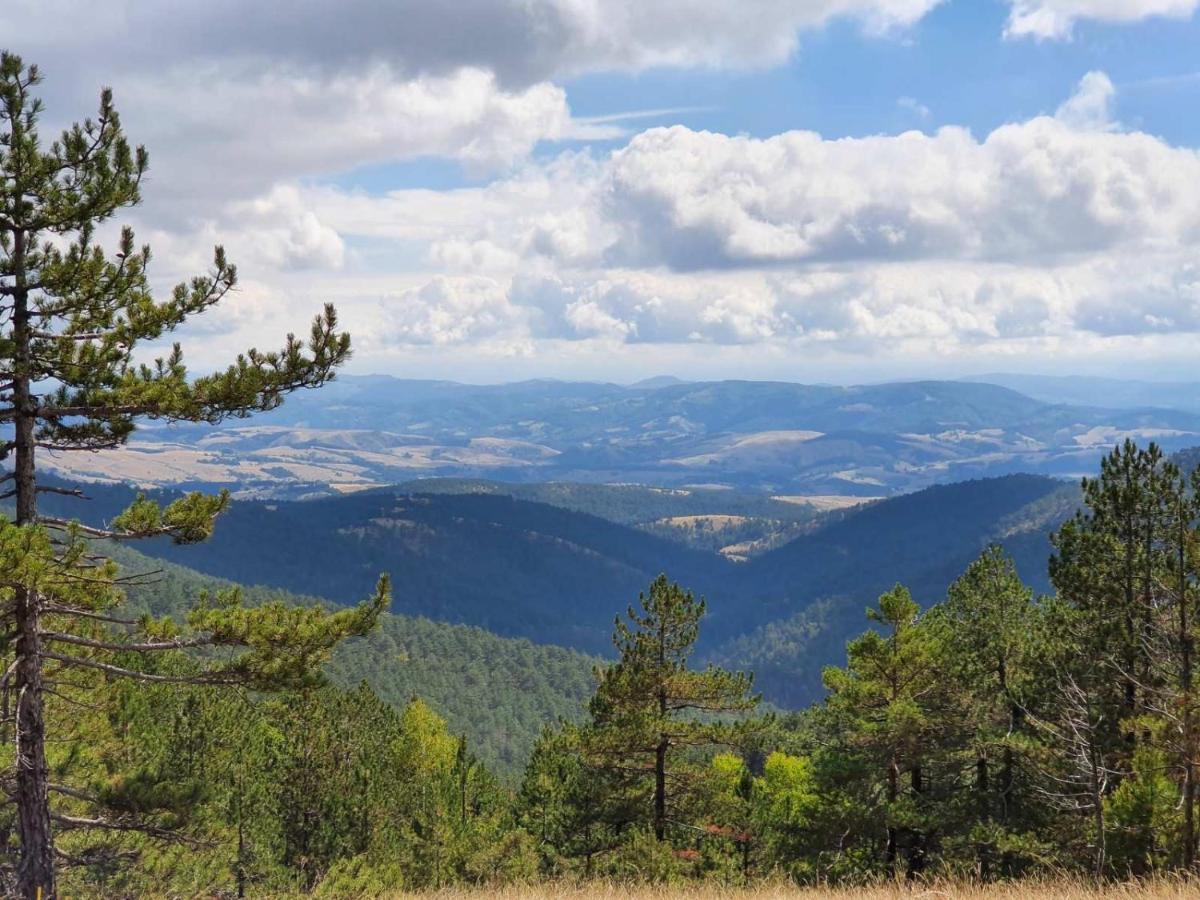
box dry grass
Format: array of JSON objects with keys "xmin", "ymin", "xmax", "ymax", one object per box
[{"xmin": 385, "ymin": 879, "xmax": 1200, "ymax": 899}]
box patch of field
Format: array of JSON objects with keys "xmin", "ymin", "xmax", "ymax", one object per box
[
  {"xmin": 329, "ymin": 481, "xmax": 384, "ymax": 494},
  {"xmin": 772, "ymin": 494, "xmax": 880, "ymax": 511},
  {"xmin": 668, "ymin": 431, "xmax": 824, "ymax": 467},
  {"xmin": 385, "ymin": 880, "xmax": 1199, "ymax": 899}
]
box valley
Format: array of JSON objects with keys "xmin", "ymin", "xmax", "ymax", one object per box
[{"xmin": 46, "ymin": 465, "xmax": 1075, "ymax": 708}]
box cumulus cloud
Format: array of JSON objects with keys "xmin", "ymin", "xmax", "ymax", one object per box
[
  {"xmin": 330, "ymin": 70, "xmax": 1200, "ymax": 357},
  {"xmin": 3, "ymin": 1, "xmax": 945, "ymax": 88},
  {"xmin": 380, "ymin": 277, "xmax": 524, "ymax": 345},
  {"xmin": 121, "ymin": 65, "xmax": 571, "ymax": 215},
  {"xmin": 596, "ymin": 112, "xmax": 1200, "ymax": 269},
  {"xmin": 6, "ymin": 3, "xmax": 1198, "ymax": 372},
  {"xmin": 228, "ymin": 187, "xmax": 346, "ymax": 271},
  {"xmin": 373, "ymin": 249, "xmax": 1200, "ymax": 353},
  {"xmin": 1004, "ymin": 0, "xmax": 1199, "ymax": 39}
]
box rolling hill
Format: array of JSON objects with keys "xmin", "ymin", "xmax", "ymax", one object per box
[
  {"xmin": 45, "ymin": 484, "xmax": 727, "ymax": 655},
  {"xmin": 710, "ymin": 474, "xmax": 1079, "ymax": 705},
  {"xmin": 31, "ymin": 375, "xmax": 1200, "ymax": 498},
  {"xmin": 41, "ymin": 472, "xmax": 1078, "ymax": 706}
]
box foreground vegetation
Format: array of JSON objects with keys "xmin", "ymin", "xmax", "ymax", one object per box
[{"xmin": 372, "ymin": 883, "xmax": 1200, "ymax": 899}]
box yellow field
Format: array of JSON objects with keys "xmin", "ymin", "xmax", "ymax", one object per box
[{"xmin": 388, "ymin": 880, "xmax": 1199, "ymax": 900}]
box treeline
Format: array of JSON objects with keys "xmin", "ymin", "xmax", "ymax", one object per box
[{"xmin": 517, "ymin": 442, "xmax": 1200, "ymax": 884}]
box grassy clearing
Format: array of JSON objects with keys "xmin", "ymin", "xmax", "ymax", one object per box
[{"xmin": 385, "ymin": 880, "xmax": 1200, "ymax": 900}]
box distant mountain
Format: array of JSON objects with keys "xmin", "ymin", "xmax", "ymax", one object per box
[
  {"xmin": 964, "ymin": 373, "xmax": 1200, "ymax": 413},
  {"xmin": 45, "ymin": 472, "xmax": 1075, "ymax": 706},
  {"xmin": 630, "ymin": 375, "xmax": 689, "ymax": 389},
  {"xmin": 31, "ymin": 375, "xmax": 1200, "ymax": 498}
]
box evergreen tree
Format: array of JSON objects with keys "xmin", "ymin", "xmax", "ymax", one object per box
[
  {"xmin": 932, "ymin": 546, "xmax": 1048, "ymax": 876},
  {"xmin": 583, "ymin": 574, "xmax": 758, "ymax": 843},
  {"xmin": 1048, "ymin": 440, "xmax": 1200, "ymax": 873},
  {"xmin": 0, "ymin": 53, "xmax": 385, "ymax": 897},
  {"xmin": 1050, "ymin": 441, "xmax": 1171, "ymax": 760},
  {"xmin": 822, "ymin": 585, "xmax": 953, "ymax": 878}
]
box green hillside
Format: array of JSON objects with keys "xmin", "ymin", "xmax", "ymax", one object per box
[
  {"xmin": 42, "ymin": 485, "xmax": 728, "ymax": 655},
  {"xmin": 109, "ymin": 544, "xmax": 598, "ymax": 776},
  {"xmin": 64, "ymin": 472, "xmax": 1075, "ymax": 709},
  {"xmin": 714, "ymin": 474, "xmax": 1076, "ymax": 705}
]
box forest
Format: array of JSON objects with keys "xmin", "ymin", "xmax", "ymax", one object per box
[{"xmin": 7, "ymin": 49, "xmax": 1200, "ymax": 900}]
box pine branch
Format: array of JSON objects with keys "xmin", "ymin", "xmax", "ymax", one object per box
[
  {"xmin": 41, "ymin": 652, "xmax": 240, "ymax": 685},
  {"xmin": 41, "ymin": 631, "xmax": 223, "ymax": 653}
]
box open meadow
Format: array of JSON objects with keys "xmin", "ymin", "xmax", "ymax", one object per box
[{"xmin": 389, "ymin": 881, "xmax": 1200, "ymax": 900}]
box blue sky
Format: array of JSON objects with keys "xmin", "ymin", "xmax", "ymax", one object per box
[{"xmin": 7, "ymin": 0, "xmax": 1200, "ymax": 384}]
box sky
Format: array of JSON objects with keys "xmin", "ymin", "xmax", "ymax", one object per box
[{"xmin": 5, "ymin": 0, "xmax": 1200, "ymax": 385}]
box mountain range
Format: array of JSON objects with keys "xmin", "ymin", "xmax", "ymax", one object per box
[{"xmin": 33, "ymin": 375, "xmax": 1200, "ymax": 498}]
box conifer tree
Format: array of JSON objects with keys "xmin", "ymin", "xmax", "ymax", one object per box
[
  {"xmin": 822, "ymin": 585, "xmax": 952, "ymax": 878},
  {"xmin": 0, "ymin": 53, "xmax": 385, "ymax": 897},
  {"xmin": 1046, "ymin": 440, "xmax": 1200, "ymax": 874},
  {"xmin": 1050, "ymin": 441, "xmax": 1171, "ymax": 755},
  {"xmin": 583, "ymin": 574, "xmax": 757, "ymax": 842},
  {"xmin": 932, "ymin": 546, "xmax": 1046, "ymax": 876}
]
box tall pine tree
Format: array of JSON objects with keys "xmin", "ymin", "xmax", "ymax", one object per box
[
  {"xmin": 0, "ymin": 53, "xmax": 385, "ymax": 897},
  {"xmin": 583, "ymin": 574, "xmax": 758, "ymax": 843}
]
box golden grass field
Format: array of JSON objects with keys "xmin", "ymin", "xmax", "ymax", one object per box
[{"xmin": 386, "ymin": 880, "xmax": 1200, "ymax": 900}]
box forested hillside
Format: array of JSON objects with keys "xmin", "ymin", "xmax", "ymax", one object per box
[
  {"xmin": 42, "ymin": 471, "xmax": 1075, "ymax": 707},
  {"xmin": 105, "ymin": 544, "xmax": 598, "ymax": 775}
]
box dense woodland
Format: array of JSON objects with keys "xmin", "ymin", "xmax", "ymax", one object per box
[
  {"xmin": 8, "ymin": 51, "xmax": 1200, "ymax": 899},
  {"xmin": 30, "ymin": 470, "xmax": 1072, "ymax": 707}
]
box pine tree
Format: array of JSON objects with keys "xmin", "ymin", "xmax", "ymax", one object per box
[
  {"xmin": 517, "ymin": 725, "xmax": 625, "ymax": 876},
  {"xmin": 822, "ymin": 584, "xmax": 952, "ymax": 878},
  {"xmin": 1048, "ymin": 441, "xmax": 1200, "ymax": 873},
  {"xmin": 583, "ymin": 574, "xmax": 758, "ymax": 843},
  {"xmin": 1050, "ymin": 441, "xmax": 1171, "ymax": 756},
  {"xmin": 0, "ymin": 53, "xmax": 385, "ymax": 897},
  {"xmin": 932, "ymin": 546, "xmax": 1046, "ymax": 876}
]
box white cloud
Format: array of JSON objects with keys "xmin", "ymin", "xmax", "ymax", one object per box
[
  {"xmin": 596, "ymin": 110, "xmax": 1200, "ymax": 269},
  {"xmin": 230, "ymin": 187, "xmax": 346, "ymax": 271},
  {"xmin": 321, "ymin": 70, "xmax": 1200, "ymax": 359},
  {"xmin": 1004, "ymin": 0, "xmax": 1199, "ymax": 39},
  {"xmin": 7, "ymin": 3, "xmax": 1198, "ymax": 377},
  {"xmin": 897, "ymin": 96, "xmax": 932, "ymax": 119},
  {"xmin": 1054, "ymin": 70, "xmax": 1117, "ymax": 130},
  {"xmin": 3, "ymin": 1, "xmax": 944, "ymax": 87},
  {"xmin": 123, "ymin": 65, "xmax": 571, "ymax": 214},
  {"xmin": 379, "ymin": 276, "xmax": 523, "ymax": 346}
]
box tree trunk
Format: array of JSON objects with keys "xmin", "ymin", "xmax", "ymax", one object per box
[
  {"xmin": 1179, "ymin": 509, "xmax": 1195, "ymax": 871},
  {"xmin": 1001, "ymin": 703, "xmax": 1020, "ymax": 822},
  {"xmin": 11, "ymin": 229, "xmax": 56, "ymax": 899},
  {"xmin": 654, "ymin": 739, "xmax": 667, "ymax": 841},
  {"xmin": 1091, "ymin": 743, "xmax": 1106, "ymax": 878},
  {"xmin": 885, "ymin": 759, "xmax": 898, "ymax": 877},
  {"xmin": 976, "ymin": 754, "xmax": 991, "ymax": 880},
  {"xmin": 14, "ymin": 585, "xmax": 53, "ymax": 900},
  {"xmin": 907, "ymin": 763, "xmax": 926, "ymax": 880}
]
